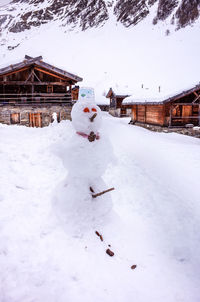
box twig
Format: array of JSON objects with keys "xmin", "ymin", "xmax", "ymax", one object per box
[
  {"xmin": 92, "ymin": 187, "xmax": 115, "ymax": 198},
  {"xmin": 90, "ymin": 186, "xmax": 94, "ymax": 193},
  {"xmin": 95, "ymin": 231, "xmax": 103, "ymax": 242},
  {"xmin": 90, "ymin": 113, "xmax": 97, "ymax": 122}
]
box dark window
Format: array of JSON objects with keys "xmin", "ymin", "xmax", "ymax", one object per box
[
  {"xmin": 11, "ymin": 113, "xmax": 20, "ymax": 124},
  {"xmin": 47, "ymin": 85, "xmax": 53, "ymax": 93},
  {"xmin": 110, "ymin": 97, "xmax": 116, "ymax": 108}
]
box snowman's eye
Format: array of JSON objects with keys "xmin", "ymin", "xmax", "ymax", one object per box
[
  {"xmin": 83, "ymin": 107, "xmax": 90, "ymax": 113},
  {"xmin": 92, "ymin": 108, "xmax": 97, "ymax": 112}
]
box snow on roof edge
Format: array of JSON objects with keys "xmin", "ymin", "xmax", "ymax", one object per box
[{"xmin": 123, "ymin": 83, "xmax": 200, "ymax": 105}]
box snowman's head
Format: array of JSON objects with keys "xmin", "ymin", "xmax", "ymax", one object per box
[{"xmin": 71, "ymin": 101, "xmax": 102, "ymax": 134}]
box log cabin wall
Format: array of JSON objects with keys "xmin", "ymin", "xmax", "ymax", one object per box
[
  {"xmin": 131, "ymin": 104, "xmax": 165, "ymax": 126},
  {"xmin": 0, "ymin": 57, "xmax": 83, "ymax": 127},
  {"xmin": 131, "ymin": 105, "xmax": 137, "ymax": 122},
  {"xmin": 137, "ymin": 105, "xmax": 146, "ymax": 123},
  {"xmin": 145, "ymin": 105, "xmax": 165, "ymax": 126},
  {"xmin": 121, "ymin": 105, "xmax": 132, "ymax": 117},
  {"xmin": 168, "ymin": 91, "xmax": 200, "ymax": 127},
  {"xmin": 116, "ymin": 98, "xmax": 124, "ymax": 108},
  {"xmin": 108, "ymin": 91, "xmax": 131, "ymax": 117},
  {"xmin": 163, "ymin": 103, "xmax": 171, "ymax": 126},
  {"xmin": 129, "ymin": 86, "xmax": 200, "ymax": 128},
  {"xmin": 71, "ymin": 86, "xmax": 79, "ymax": 101}
]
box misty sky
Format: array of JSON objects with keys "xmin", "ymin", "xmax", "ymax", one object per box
[{"xmin": 1, "ymin": 0, "xmax": 10, "ymax": 5}]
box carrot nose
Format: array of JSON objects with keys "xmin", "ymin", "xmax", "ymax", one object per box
[{"xmin": 90, "ymin": 113, "xmax": 97, "ymax": 122}]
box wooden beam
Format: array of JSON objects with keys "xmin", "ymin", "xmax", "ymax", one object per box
[
  {"xmin": 169, "ymin": 105, "xmax": 172, "ymax": 127},
  {"xmin": 199, "ymin": 105, "xmax": 200, "ymax": 126},
  {"xmin": 0, "ymin": 93, "xmax": 71, "ymax": 96},
  {"xmin": 1, "ymin": 67, "xmax": 29, "ymax": 77},
  {"xmin": 33, "ymin": 70, "xmax": 41, "ymax": 82},
  {"xmin": 171, "ymin": 116, "xmax": 199, "ymax": 119},
  {"xmin": 173, "ymin": 103, "xmax": 199, "ymax": 106},
  {"xmin": 0, "ymin": 101, "xmax": 72, "ymax": 106},
  {"xmin": 25, "ymin": 68, "xmax": 33, "ymax": 83},
  {"xmin": 34, "ymin": 67, "xmax": 71, "ymax": 82},
  {"xmin": 25, "ymin": 55, "xmax": 43, "ymax": 61},
  {"xmin": 192, "ymin": 93, "xmax": 200, "ymax": 104},
  {"xmin": 0, "ymin": 81, "xmax": 69, "ymax": 85}
]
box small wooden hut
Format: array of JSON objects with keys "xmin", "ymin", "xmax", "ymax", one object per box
[
  {"xmin": 0, "ymin": 55, "xmax": 82, "ymax": 127},
  {"xmin": 123, "ymin": 84, "xmax": 200, "ymax": 127},
  {"xmin": 106, "ymin": 88, "xmax": 132, "ymax": 117}
]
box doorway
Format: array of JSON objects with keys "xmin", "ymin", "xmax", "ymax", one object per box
[{"xmin": 29, "ymin": 113, "xmax": 42, "ymax": 127}]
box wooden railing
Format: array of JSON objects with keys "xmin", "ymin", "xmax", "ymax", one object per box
[{"xmin": 0, "ymin": 93, "xmax": 72, "ymax": 105}]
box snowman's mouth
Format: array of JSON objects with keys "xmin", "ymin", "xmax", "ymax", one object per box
[{"xmin": 90, "ymin": 113, "xmax": 97, "ymax": 122}]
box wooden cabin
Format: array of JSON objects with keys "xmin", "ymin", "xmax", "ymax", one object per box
[
  {"xmin": 123, "ymin": 84, "xmax": 200, "ymax": 127},
  {"xmin": 106, "ymin": 88, "xmax": 132, "ymax": 117},
  {"xmin": 0, "ymin": 55, "xmax": 82, "ymax": 127}
]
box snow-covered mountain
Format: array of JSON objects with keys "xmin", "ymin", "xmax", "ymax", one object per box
[
  {"xmin": 0, "ymin": 0, "xmax": 200, "ymax": 104},
  {"xmin": 0, "ymin": 0, "xmax": 199, "ymax": 34}
]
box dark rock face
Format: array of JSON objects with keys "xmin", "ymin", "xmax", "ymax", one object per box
[
  {"xmin": 175, "ymin": 0, "xmax": 200, "ymax": 29},
  {"xmin": 113, "ymin": 0, "xmax": 161, "ymax": 27},
  {"xmin": 62, "ymin": 0, "xmax": 109, "ymax": 31},
  {"xmin": 156, "ymin": 0, "xmax": 179, "ymax": 21},
  {"xmin": 114, "ymin": 0, "xmax": 150, "ymax": 27},
  {"xmin": 8, "ymin": 0, "xmax": 109, "ymax": 33},
  {"xmin": 0, "ymin": 0, "xmax": 199, "ymax": 35}
]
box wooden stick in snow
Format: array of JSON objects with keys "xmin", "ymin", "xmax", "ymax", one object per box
[{"xmin": 92, "ymin": 187, "xmax": 115, "ymax": 198}]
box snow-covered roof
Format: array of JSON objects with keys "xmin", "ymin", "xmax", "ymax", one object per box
[
  {"xmin": 106, "ymin": 87, "xmax": 132, "ymax": 98},
  {"xmin": 96, "ymin": 99, "xmax": 110, "ymax": 106},
  {"xmin": 0, "ymin": 55, "xmax": 83, "ymax": 82},
  {"xmin": 123, "ymin": 83, "xmax": 200, "ymax": 105}
]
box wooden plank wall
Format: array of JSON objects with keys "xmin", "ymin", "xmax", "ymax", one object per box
[
  {"xmin": 132, "ymin": 104, "xmax": 165, "ymax": 126},
  {"xmin": 137, "ymin": 105, "xmax": 146, "ymax": 123},
  {"xmin": 131, "ymin": 105, "xmax": 137, "ymax": 122},
  {"xmin": 146, "ymin": 105, "xmax": 164, "ymax": 126}
]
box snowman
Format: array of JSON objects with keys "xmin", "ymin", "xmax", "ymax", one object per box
[
  {"xmin": 51, "ymin": 112, "xmax": 58, "ymax": 126},
  {"xmin": 54, "ymin": 88, "xmax": 114, "ymax": 235}
]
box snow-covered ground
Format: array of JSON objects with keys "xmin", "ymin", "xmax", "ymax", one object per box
[{"xmin": 0, "ymin": 115, "xmax": 200, "ymax": 302}]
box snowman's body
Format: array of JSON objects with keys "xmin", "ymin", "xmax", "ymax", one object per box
[{"xmin": 55, "ymin": 97, "xmax": 113, "ymax": 234}]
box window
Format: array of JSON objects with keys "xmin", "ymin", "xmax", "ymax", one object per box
[
  {"xmin": 10, "ymin": 113, "xmax": 20, "ymax": 124},
  {"xmin": 29, "ymin": 113, "xmax": 42, "ymax": 128},
  {"xmin": 47, "ymin": 85, "xmax": 53, "ymax": 93}
]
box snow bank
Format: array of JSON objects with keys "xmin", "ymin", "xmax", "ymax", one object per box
[{"xmin": 0, "ymin": 116, "xmax": 200, "ymax": 301}]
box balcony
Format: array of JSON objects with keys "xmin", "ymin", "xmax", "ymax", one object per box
[{"xmin": 0, "ymin": 92, "xmax": 72, "ymax": 106}]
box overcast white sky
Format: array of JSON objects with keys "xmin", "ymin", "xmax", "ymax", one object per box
[{"xmin": 0, "ymin": 0, "xmax": 11, "ymax": 5}]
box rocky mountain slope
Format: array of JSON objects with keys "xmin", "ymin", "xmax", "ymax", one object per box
[{"xmin": 0, "ymin": 0, "xmax": 199, "ymax": 35}]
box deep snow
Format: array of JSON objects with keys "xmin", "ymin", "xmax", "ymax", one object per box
[{"xmin": 0, "ymin": 115, "xmax": 200, "ymax": 302}]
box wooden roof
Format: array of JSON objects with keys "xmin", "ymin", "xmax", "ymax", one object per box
[
  {"xmin": 106, "ymin": 88, "xmax": 130, "ymax": 98},
  {"xmin": 162, "ymin": 83, "xmax": 200, "ymax": 104},
  {"xmin": 123, "ymin": 83, "xmax": 200, "ymax": 105},
  {"xmin": 0, "ymin": 55, "xmax": 83, "ymax": 83}
]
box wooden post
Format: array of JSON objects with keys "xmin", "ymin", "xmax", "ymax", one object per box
[
  {"xmin": 3, "ymin": 76, "xmax": 6, "ymax": 103},
  {"xmin": 169, "ymin": 105, "xmax": 172, "ymax": 127},
  {"xmin": 3, "ymin": 84, "xmax": 5, "ymax": 102},
  {"xmin": 199, "ymin": 105, "xmax": 200, "ymax": 126},
  {"xmin": 31, "ymin": 68, "xmax": 34, "ymax": 102},
  {"xmin": 136, "ymin": 105, "xmax": 138, "ymax": 122}
]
